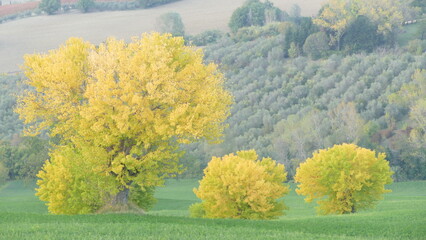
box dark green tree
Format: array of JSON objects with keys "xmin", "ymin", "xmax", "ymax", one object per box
[
  {"xmin": 342, "ymin": 15, "xmax": 382, "ymax": 54},
  {"xmin": 284, "ymin": 18, "xmax": 318, "ymax": 57},
  {"xmin": 0, "ymin": 137, "xmax": 49, "ymax": 180},
  {"xmin": 229, "ymin": 7, "xmax": 250, "ymax": 33},
  {"xmin": 303, "ymin": 31, "xmax": 330, "ymax": 59},
  {"xmin": 188, "ymin": 30, "xmax": 224, "ymax": 46},
  {"xmin": 228, "ymin": 0, "xmax": 283, "ymax": 33}
]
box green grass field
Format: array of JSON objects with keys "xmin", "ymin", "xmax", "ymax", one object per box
[{"xmin": 0, "ymin": 180, "xmax": 425, "ymax": 239}]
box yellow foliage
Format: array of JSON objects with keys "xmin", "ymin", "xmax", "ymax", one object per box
[
  {"xmin": 315, "ymin": 0, "xmax": 413, "ymax": 47},
  {"xmin": 314, "ymin": 0, "xmax": 356, "ymax": 46},
  {"xmin": 192, "ymin": 150, "xmax": 289, "ymax": 219},
  {"xmin": 294, "ymin": 144, "xmax": 393, "ymax": 215},
  {"xmin": 17, "ymin": 33, "xmax": 232, "ymax": 214},
  {"xmin": 358, "ymin": 0, "xmax": 408, "ymax": 35},
  {"xmin": 36, "ymin": 144, "xmax": 118, "ymax": 214}
]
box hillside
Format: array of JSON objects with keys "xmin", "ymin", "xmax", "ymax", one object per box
[
  {"xmin": 180, "ymin": 33, "xmax": 426, "ymax": 180},
  {"xmin": 0, "ymin": 0, "xmax": 325, "ymax": 73},
  {"xmin": 1, "ymin": 0, "xmax": 425, "ymax": 182},
  {"xmin": 2, "ymin": 34, "xmax": 426, "ymax": 181}
]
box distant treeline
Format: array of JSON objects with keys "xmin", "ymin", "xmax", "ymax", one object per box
[
  {"xmin": 0, "ymin": 0, "xmax": 180, "ymax": 21},
  {"xmin": 138, "ymin": 0, "xmax": 179, "ymax": 8}
]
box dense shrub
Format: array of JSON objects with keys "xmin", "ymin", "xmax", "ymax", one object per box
[
  {"xmin": 232, "ymin": 22, "xmax": 285, "ymax": 42},
  {"xmin": 36, "ymin": 144, "xmax": 117, "ymax": 214},
  {"xmin": 303, "ymin": 31, "xmax": 330, "ymax": 59},
  {"xmin": 191, "ymin": 150, "xmax": 289, "ymax": 219},
  {"xmin": 229, "ymin": 0, "xmax": 284, "ymax": 33},
  {"xmin": 188, "ymin": 30, "xmax": 223, "ymax": 46},
  {"xmin": 0, "ymin": 137, "xmax": 49, "ymax": 180},
  {"xmin": 295, "ymin": 144, "xmax": 393, "ymax": 215},
  {"xmin": 342, "ymin": 16, "xmax": 382, "ymax": 54},
  {"xmin": 284, "ymin": 18, "xmax": 319, "ymax": 57}
]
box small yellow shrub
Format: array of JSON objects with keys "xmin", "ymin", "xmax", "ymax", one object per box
[
  {"xmin": 294, "ymin": 144, "xmax": 393, "ymax": 215},
  {"xmin": 191, "ymin": 150, "xmax": 289, "ymax": 219},
  {"xmin": 36, "ymin": 144, "xmax": 118, "ymax": 214}
]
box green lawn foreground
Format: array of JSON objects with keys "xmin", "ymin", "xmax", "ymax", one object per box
[{"xmin": 0, "ymin": 179, "xmax": 425, "ymax": 240}]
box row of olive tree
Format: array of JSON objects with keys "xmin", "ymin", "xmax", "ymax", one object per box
[
  {"xmin": 2, "ymin": 37, "xmax": 422, "ymax": 181},
  {"xmin": 197, "ymin": 30, "xmax": 426, "ymax": 181}
]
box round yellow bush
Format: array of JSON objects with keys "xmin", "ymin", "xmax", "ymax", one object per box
[
  {"xmin": 295, "ymin": 144, "xmax": 393, "ymax": 215},
  {"xmin": 191, "ymin": 150, "xmax": 289, "ymax": 219}
]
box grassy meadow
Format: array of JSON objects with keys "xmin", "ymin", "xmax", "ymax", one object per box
[{"xmin": 0, "ymin": 179, "xmax": 425, "ymax": 239}]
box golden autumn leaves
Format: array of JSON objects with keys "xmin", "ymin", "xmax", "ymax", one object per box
[
  {"xmin": 192, "ymin": 145, "xmax": 393, "ymax": 219},
  {"xmin": 16, "ymin": 33, "xmax": 393, "ymax": 217},
  {"xmin": 295, "ymin": 144, "xmax": 393, "ymax": 215},
  {"xmin": 191, "ymin": 150, "xmax": 289, "ymax": 219},
  {"xmin": 16, "ymin": 33, "xmax": 232, "ymax": 214}
]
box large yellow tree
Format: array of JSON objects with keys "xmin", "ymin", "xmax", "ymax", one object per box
[{"xmin": 16, "ymin": 33, "xmax": 232, "ymax": 214}]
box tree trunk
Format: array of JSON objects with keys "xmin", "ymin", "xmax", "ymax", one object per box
[
  {"xmin": 112, "ymin": 187, "xmax": 130, "ymax": 206},
  {"xmin": 96, "ymin": 183, "xmax": 144, "ymax": 214}
]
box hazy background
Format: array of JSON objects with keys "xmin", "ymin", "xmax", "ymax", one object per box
[{"xmin": 0, "ymin": 0, "xmax": 325, "ymax": 72}]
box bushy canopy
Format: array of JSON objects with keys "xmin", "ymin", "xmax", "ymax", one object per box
[
  {"xmin": 17, "ymin": 33, "xmax": 232, "ymax": 214},
  {"xmin": 191, "ymin": 150, "xmax": 289, "ymax": 219},
  {"xmin": 295, "ymin": 144, "xmax": 393, "ymax": 215}
]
